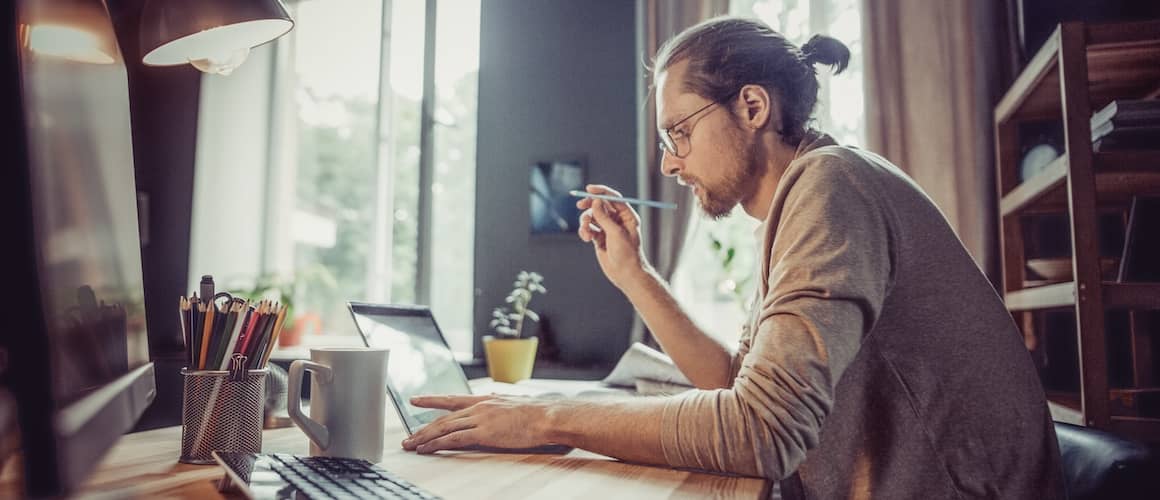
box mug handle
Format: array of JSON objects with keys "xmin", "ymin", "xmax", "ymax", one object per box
[{"xmin": 288, "ymin": 359, "xmax": 332, "ymax": 450}]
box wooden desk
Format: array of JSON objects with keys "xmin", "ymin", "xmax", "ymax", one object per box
[{"xmin": 2, "ymin": 380, "xmax": 770, "ymax": 498}]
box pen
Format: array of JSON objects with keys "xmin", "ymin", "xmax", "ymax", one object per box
[{"xmin": 568, "ymin": 190, "xmax": 677, "ymax": 209}]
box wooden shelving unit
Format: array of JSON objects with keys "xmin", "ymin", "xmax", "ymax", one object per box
[{"xmin": 995, "ymin": 20, "xmax": 1160, "ymax": 443}]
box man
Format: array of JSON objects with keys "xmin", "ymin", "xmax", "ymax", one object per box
[{"xmin": 404, "ymin": 17, "xmax": 1063, "ymax": 498}]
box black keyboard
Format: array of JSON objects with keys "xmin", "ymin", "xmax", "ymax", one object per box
[
  {"xmin": 214, "ymin": 450, "xmax": 440, "ymax": 499},
  {"xmin": 268, "ymin": 454, "xmax": 439, "ymax": 500}
]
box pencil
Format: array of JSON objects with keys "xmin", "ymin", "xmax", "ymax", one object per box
[
  {"xmin": 246, "ymin": 302, "xmax": 272, "ymax": 361},
  {"xmin": 251, "ymin": 303, "xmax": 280, "ymax": 367},
  {"xmin": 191, "ymin": 296, "xmax": 203, "ymax": 368},
  {"xmin": 260, "ymin": 304, "xmax": 288, "ymax": 368},
  {"xmin": 179, "ymin": 297, "xmax": 190, "ymax": 368},
  {"xmin": 206, "ymin": 298, "xmax": 225, "ymax": 368},
  {"xmin": 198, "ymin": 302, "xmax": 215, "ymax": 370},
  {"xmin": 235, "ymin": 302, "xmax": 262, "ymax": 362},
  {"xmin": 220, "ymin": 301, "xmax": 249, "ymax": 370},
  {"xmin": 210, "ymin": 302, "xmax": 236, "ymax": 370},
  {"xmin": 568, "ymin": 190, "xmax": 677, "ymax": 209}
]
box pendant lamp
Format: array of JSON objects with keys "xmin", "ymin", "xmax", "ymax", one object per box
[{"xmin": 139, "ymin": 0, "xmax": 294, "ymax": 75}]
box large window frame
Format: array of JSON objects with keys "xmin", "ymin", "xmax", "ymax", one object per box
[{"xmin": 191, "ymin": 0, "xmax": 478, "ymax": 356}]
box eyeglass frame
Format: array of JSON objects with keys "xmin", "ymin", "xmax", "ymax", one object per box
[{"xmin": 657, "ymin": 91, "xmax": 739, "ymax": 159}]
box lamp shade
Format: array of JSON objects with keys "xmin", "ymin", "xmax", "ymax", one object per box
[
  {"xmin": 22, "ymin": 0, "xmax": 119, "ymax": 64},
  {"xmin": 140, "ymin": 0, "xmax": 293, "ymax": 70}
]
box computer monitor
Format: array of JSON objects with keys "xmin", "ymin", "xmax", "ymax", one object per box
[{"xmin": 1, "ymin": 0, "xmax": 155, "ymax": 496}]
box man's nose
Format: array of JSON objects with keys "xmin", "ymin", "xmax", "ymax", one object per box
[{"xmin": 659, "ymin": 149, "xmax": 681, "ymax": 177}]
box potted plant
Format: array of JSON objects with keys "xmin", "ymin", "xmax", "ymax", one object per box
[
  {"xmin": 233, "ymin": 265, "xmax": 337, "ymax": 347},
  {"xmin": 484, "ymin": 271, "xmax": 546, "ymax": 383}
]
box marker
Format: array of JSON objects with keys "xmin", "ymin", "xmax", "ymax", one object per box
[{"xmin": 569, "ymin": 190, "xmax": 677, "ymax": 209}]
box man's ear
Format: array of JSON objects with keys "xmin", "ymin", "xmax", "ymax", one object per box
[{"xmin": 737, "ymin": 84, "xmax": 778, "ymax": 131}]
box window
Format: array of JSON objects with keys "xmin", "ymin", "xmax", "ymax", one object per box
[
  {"xmin": 190, "ymin": 0, "xmax": 480, "ymax": 355},
  {"xmin": 428, "ymin": 1, "xmax": 481, "ymax": 354},
  {"xmin": 670, "ymin": 0, "xmax": 866, "ymax": 345}
]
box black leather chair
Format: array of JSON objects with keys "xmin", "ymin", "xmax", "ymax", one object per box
[{"xmin": 1054, "ymin": 422, "xmax": 1159, "ymax": 499}]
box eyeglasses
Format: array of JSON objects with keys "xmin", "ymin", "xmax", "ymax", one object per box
[{"xmin": 658, "ymin": 99, "xmax": 723, "ymax": 159}]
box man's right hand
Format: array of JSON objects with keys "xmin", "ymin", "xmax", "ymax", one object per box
[{"xmin": 576, "ymin": 184, "xmax": 652, "ymax": 290}]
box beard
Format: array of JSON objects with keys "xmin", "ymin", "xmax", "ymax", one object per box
[{"xmin": 695, "ymin": 122, "xmax": 761, "ymax": 220}]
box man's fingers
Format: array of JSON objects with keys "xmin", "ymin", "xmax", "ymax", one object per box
[
  {"xmin": 594, "ymin": 196, "xmax": 640, "ymax": 231},
  {"xmin": 589, "ymin": 200, "xmax": 628, "ymax": 239},
  {"xmin": 414, "ymin": 430, "xmax": 480, "ymax": 454},
  {"xmin": 410, "ymin": 394, "xmax": 491, "ymax": 411},
  {"xmin": 585, "ymin": 184, "xmax": 623, "ymax": 198},
  {"xmin": 578, "ymin": 210, "xmax": 608, "ymax": 240},
  {"xmin": 577, "ymin": 210, "xmax": 594, "ymax": 242},
  {"xmin": 402, "ymin": 415, "xmax": 476, "ymax": 450}
]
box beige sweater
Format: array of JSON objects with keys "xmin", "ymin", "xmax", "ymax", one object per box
[{"xmin": 660, "ymin": 132, "xmax": 1064, "ymax": 499}]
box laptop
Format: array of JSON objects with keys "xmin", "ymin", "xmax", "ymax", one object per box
[{"xmin": 346, "ymin": 301, "xmax": 570, "ymax": 453}]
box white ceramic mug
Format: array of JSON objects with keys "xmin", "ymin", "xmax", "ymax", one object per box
[{"xmin": 288, "ymin": 347, "xmax": 390, "ymax": 461}]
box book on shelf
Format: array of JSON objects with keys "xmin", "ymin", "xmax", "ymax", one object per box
[
  {"xmin": 1089, "ymin": 100, "xmax": 1160, "ymax": 151},
  {"xmin": 1090, "ymin": 121, "xmax": 1160, "ymax": 143},
  {"xmin": 1090, "ymin": 99, "xmax": 1160, "ymax": 129},
  {"xmin": 1093, "ymin": 134, "xmax": 1160, "ymax": 152}
]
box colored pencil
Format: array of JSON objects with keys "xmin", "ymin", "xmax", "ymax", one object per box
[
  {"xmin": 221, "ymin": 301, "xmax": 249, "ymax": 370},
  {"xmin": 260, "ymin": 304, "xmax": 288, "ymax": 368},
  {"xmin": 209, "ymin": 301, "xmax": 235, "ymax": 370},
  {"xmin": 191, "ymin": 296, "xmax": 203, "ymax": 368},
  {"xmin": 235, "ymin": 303, "xmax": 261, "ymax": 363},
  {"xmin": 198, "ymin": 301, "xmax": 215, "ymax": 370},
  {"xmin": 179, "ymin": 297, "xmax": 191, "ymax": 368},
  {"xmin": 250, "ymin": 303, "xmax": 279, "ymax": 366}
]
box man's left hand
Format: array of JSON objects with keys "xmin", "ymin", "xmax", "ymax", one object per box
[{"xmin": 401, "ymin": 395, "xmax": 559, "ymax": 454}]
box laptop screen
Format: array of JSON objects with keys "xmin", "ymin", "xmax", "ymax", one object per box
[{"xmin": 347, "ymin": 303, "xmax": 470, "ymax": 431}]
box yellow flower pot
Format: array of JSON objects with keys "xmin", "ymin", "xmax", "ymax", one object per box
[{"xmin": 483, "ymin": 336, "xmax": 538, "ymax": 383}]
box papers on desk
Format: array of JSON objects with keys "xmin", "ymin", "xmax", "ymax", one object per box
[
  {"xmin": 476, "ymin": 378, "xmax": 629, "ymax": 398},
  {"xmin": 602, "ymin": 343, "xmax": 695, "ymax": 396}
]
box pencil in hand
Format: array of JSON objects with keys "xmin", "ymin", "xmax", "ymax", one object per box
[{"xmin": 568, "ymin": 190, "xmax": 677, "ymax": 209}]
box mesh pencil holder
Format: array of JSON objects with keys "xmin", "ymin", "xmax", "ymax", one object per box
[{"xmin": 179, "ymin": 367, "xmax": 268, "ymax": 464}]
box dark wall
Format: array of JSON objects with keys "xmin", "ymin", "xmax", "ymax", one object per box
[
  {"xmin": 474, "ymin": 0, "xmax": 638, "ymax": 367},
  {"xmin": 108, "ymin": 0, "xmax": 201, "ymax": 431}
]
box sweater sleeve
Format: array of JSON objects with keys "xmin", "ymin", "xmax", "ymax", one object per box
[{"xmin": 660, "ymin": 155, "xmax": 894, "ymax": 479}]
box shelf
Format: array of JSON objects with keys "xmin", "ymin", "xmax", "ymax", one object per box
[
  {"xmin": 1047, "ymin": 392, "xmax": 1084, "ymax": 425},
  {"xmin": 1006, "ymin": 282, "xmax": 1076, "ymax": 311},
  {"xmin": 1000, "ymin": 151, "xmax": 1160, "ymax": 216},
  {"xmin": 996, "ymin": 20, "xmax": 1160, "ymax": 123},
  {"xmin": 1105, "ymin": 283, "xmax": 1160, "ymax": 310},
  {"xmin": 1048, "ymin": 391, "xmax": 1160, "ymax": 434},
  {"xmin": 997, "ymin": 20, "xmax": 1160, "ymax": 443},
  {"xmin": 1005, "ymin": 282, "xmax": 1160, "ymax": 311},
  {"xmin": 1109, "ymin": 416, "xmax": 1160, "ymax": 442}
]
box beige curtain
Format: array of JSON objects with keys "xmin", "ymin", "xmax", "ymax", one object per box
[
  {"xmin": 862, "ymin": 0, "xmax": 1004, "ymax": 280},
  {"xmin": 632, "ymin": 0, "xmax": 729, "ymax": 346}
]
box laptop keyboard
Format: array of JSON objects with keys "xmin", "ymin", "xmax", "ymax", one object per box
[{"xmin": 266, "ymin": 453, "xmax": 440, "ymax": 499}]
